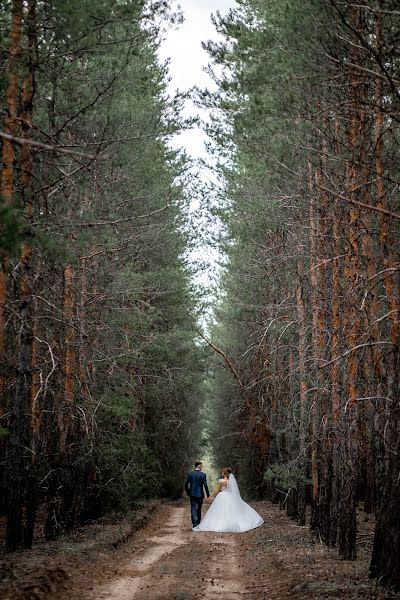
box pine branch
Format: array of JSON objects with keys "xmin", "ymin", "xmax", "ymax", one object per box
[
  {"xmin": 0, "ymin": 131, "xmax": 107, "ymax": 160},
  {"xmin": 33, "ymin": 205, "xmax": 170, "ymax": 228},
  {"xmin": 195, "ymin": 329, "xmax": 244, "ymax": 390},
  {"xmin": 317, "ymin": 183, "xmax": 400, "ymax": 221}
]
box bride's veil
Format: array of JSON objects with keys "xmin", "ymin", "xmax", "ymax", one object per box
[{"xmin": 227, "ymin": 473, "xmax": 241, "ymax": 497}]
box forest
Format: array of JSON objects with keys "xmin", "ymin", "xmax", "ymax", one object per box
[
  {"xmin": 0, "ymin": 0, "xmax": 399, "ymax": 597},
  {"xmin": 205, "ymin": 0, "xmax": 400, "ymax": 588},
  {"xmin": 0, "ymin": 0, "xmax": 203, "ymax": 549}
]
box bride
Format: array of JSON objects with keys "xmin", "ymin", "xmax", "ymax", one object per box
[{"xmin": 193, "ymin": 467, "xmax": 263, "ymax": 533}]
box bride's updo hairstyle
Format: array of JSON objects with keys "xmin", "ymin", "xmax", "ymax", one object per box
[{"xmin": 222, "ymin": 467, "xmax": 230, "ymax": 478}]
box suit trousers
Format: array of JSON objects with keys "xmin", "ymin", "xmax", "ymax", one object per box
[{"xmin": 190, "ymin": 495, "xmax": 203, "ymax": 527}]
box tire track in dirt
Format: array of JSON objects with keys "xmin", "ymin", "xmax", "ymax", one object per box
[
  {"xmin": 201, "ymin": 534, "xmax": 244, "ymax": 599},
  {"xmin": 96, "ymin": 507, "xmax": 187, "ymax": 599},
  {"xmin": 93, "ymin": 503, "xmax": 246, "ymax": 600}
]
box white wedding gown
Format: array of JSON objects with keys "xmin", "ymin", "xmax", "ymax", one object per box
[{"xmin": 193, "ymin": 474, "xmax": 263, "ymax": 533}]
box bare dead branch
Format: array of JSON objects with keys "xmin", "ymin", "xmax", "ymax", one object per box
[
  {"xmin": 317, "ymin": 183, "xmax": 400, "ymax": 220},
  {"xmin": 0, "ymin": 130, "xmax": 107, "ymax": 160},
  {"xmin": 196, "ymin": 329, "xmax": 245, "ymax": 390}
]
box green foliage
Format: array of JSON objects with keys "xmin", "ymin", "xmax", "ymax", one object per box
[
  {"xmin": 0, "ymin": 201, "xmax": 24, "ymax": 256},
  {"xmin": 0, "ymin": 0, "xmax": 204, "ymax": 539},
  {"xmin": 265, "ymin": 463, "xmax": 312, "ymax": 491},
  {"xmin": 0, "ymin": 426, "xmax": 9, "ymax": 440},
  {"xmin": 201, "ymin": 0, "xmax": 323, "ymax": 496},
  {"xmin": 59, "ymin": 10, "xmax": 206, "ymax": 509}
]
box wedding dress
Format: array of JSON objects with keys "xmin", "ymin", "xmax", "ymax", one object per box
[{"xmin": 193, "ymin": 474, "xmax": 263, "ymax": 533}]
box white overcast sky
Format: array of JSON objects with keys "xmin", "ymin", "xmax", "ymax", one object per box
[
  {"xmin": 157, "ymin": 0, "xmax": 238, "ymax": 306},
  {"xmin": 158, "ymin": 0, "xmax": 237, "ymax": 159}
]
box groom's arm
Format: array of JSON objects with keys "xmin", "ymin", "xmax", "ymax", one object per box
[
  {"xmin": 203, "ymin": 474, "xmax": 210, "ymax": 498},
  {"xmin": 184, "ymin": 473, "xmax": 191, "ymax": 496}
]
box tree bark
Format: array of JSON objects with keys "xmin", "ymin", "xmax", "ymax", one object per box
[
  {"xmin": 329, "ymin": 155, "xmax": 342, "ymax": 547},
  {"xmin": 308, "ymin": 178, "xmax": 320, "ymax": 527},
  {"xmin": 369, "ymin": 2, "xmax": 400, "ymax": 584},
  {"xmin": 0, "ymin": 0, "xmax": 23, "ymax": 411},
  {"xmin": 295, "ymin": 250, "xmax": 308, "ymax": 526},
  {"xmin": 370, "ymin": 343, "xmax": 400, "ymax": 588},
  {"xmin": 59, "ymin": 263, "xmax": 76, "ymax": 458},
  {"xmin": 338, "ymin": 9, "xmax": 365, "ymax": 557},
  {"xmin": 5, "ymin": 0, "xmax": 37, "ymax": 551}
]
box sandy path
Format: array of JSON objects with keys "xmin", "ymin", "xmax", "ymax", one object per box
[
  {"xmin": 4, "ymin": 500, "xmax": 394, "ymax": 600},
  {"xmin": 94, "ymin": 503, "xmax": 246, "ymax": 600}
]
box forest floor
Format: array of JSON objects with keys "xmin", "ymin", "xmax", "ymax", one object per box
[{"xmin": 1, "ymin": 498, "xmax": 399, "ymax": 600}]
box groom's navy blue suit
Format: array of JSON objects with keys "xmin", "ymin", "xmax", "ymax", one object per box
[{"xmin": 185, "ymin": 468, "xmax": 210, "ymax": 527}]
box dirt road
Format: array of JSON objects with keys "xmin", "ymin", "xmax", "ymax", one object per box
[
  {"xmin": 3, "ymin": 499, "xmax": 398, "ymax": 600},
  {"xmin": 85, "ymin": 499, "xmax": 397, "ymax": 600},
  {"xmin": 94, "ymin": 503, "xmax": 246, "ymax": 600}
]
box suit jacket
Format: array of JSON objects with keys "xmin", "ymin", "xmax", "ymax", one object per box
[{"xmin": 185, "ymin": 469, "xmax": 210, "ymax": 498}]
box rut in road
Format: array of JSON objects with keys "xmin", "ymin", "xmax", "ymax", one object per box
[
  {"xmin": 3, "ymin": 499, "xmax": 390, "ymax": 600},
  {"xmin": 95, "ymin": 505, "xmax": 246, "ymax": 600}
]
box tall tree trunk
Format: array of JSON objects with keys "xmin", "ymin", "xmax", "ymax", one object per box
[
  {"xmin": 46, "ymin": 261, "xmax": 77, "ymax": 540},
  {"xmin": 370, "ymin": 2, "xmax": 400, "ymax": 584},
  {"xmin": 6, "ymin": 0, "xmax": 37, "ymax": 550},
  {"xmin": 359, "ymin": 206, "xmax": 378, "ymax": 515},
  {"xmin": 313, "ymin": 168, "xmax": 330, "ymax": 541},
  {"xmin": 338, "ymin": 10, "xmax": 365, "ymax": 556},
  {"xmin": 59, "ymin": 263, "xmax": 76, "ymax": 458},
  {"xmin": 329, "ymin": 188, "xmax": 342, "ymax": 547},
  {"xmin": 370, "ymin": 345, "xmax": 400, "ymax": 587},
  {"xmin": 79, "ymin": 259, "xmax": 90, "ymax": 412},
  {"xmin": 295, "ymin": 250, "xmax": 308, "ymax": 526},
  {"xmin": 31, "ymin": 285, "xmax": 41, "ymax": 436},
  {"xmin": 0, "ymin": 0, "xmax": 23, "ymax": 411},
  {"xmin": 308, "ymin": 183, "xmax": 320, "ymax": 525}
]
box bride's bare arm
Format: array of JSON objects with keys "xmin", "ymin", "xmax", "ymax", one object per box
[{"xmin": 209, "ymin": 482, "xmax": 222, "ymax": 501}]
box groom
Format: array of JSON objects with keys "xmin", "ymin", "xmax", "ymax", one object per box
[{"xmin": 185, "ymin": 460, "xmax": 210, "ymax": 527}]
